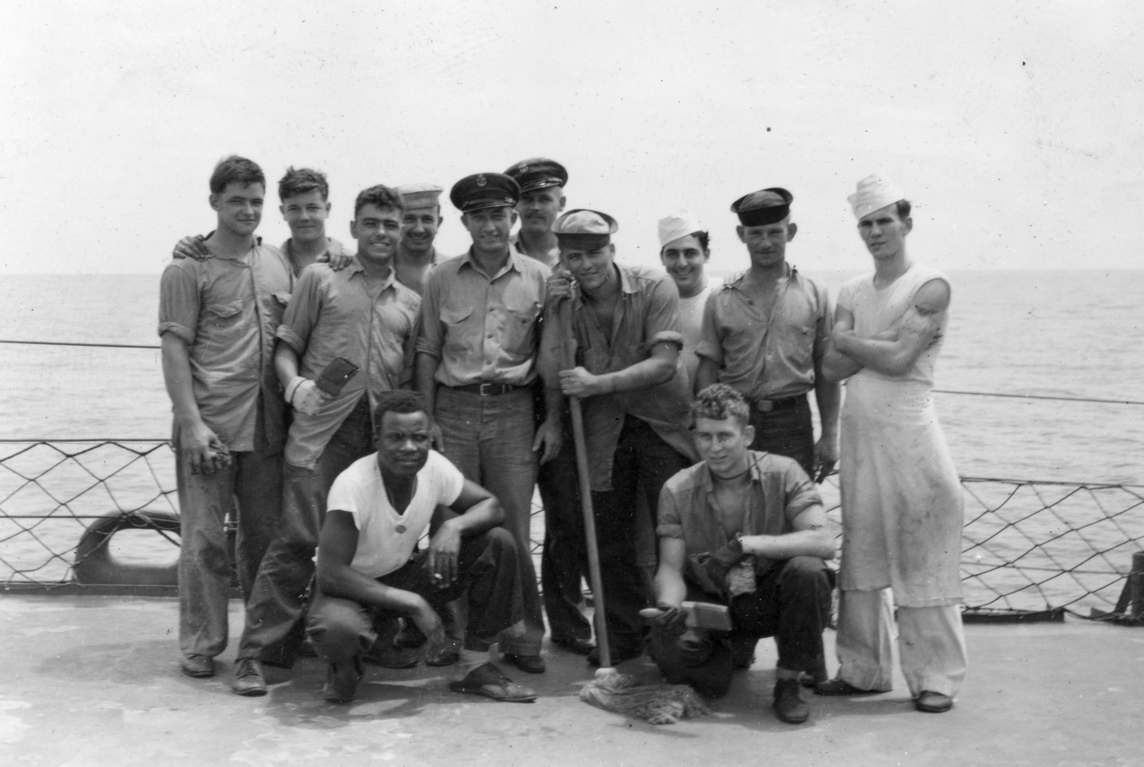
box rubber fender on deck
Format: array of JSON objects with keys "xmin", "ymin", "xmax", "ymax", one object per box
[{"xmin": 73, "ymin": 510, "xmax": 180, "ymax": 587}]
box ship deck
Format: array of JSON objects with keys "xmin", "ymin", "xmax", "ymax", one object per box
[{"xmin": 1, "ymin": 594, "xmax": 1140, "ymax": 766}]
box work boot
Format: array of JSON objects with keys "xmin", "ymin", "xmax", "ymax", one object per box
[{"xmin": 773, "ymin": 678, "xmax": 810, "ymax": 724}]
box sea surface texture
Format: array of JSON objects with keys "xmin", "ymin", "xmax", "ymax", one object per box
[{"xmin": 1, "ymin": 269, "xmax": 1139, "ymax": 485}]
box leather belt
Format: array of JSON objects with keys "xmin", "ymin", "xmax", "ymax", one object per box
[
  {"xmin": 448, "ymin": 382, "xmax": 525, "ymax": 396},
  {"xmin": 749, "ymin": 394, "xmax": 803, "ymax": 413}
]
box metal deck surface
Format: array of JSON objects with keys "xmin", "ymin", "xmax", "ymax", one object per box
[{"xmin": 1, "ymin": 595, "xmax": 1141, "ymax": 766}]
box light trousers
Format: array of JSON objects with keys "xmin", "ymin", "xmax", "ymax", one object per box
[{"xmin": 835, "ymin": 588, "xmax": 968, "ymax": 698}]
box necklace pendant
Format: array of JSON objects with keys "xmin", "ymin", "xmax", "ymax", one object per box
[{"xmin": 395, "ymin": 524, "xmax": 407, "ymax": 534}]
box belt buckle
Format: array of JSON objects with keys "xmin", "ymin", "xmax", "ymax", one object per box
[
  {"xmin": 755, "ymin": 399, "xmax": 775, "ymax": 413},
  {"xmin": 478, "ymin": 382, "xmax": 495, "ymax": 396}
]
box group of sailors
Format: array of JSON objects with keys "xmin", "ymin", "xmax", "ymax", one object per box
[{"xmin": 158, "ymin": 155, "xmax": 967, "ymax": 725}]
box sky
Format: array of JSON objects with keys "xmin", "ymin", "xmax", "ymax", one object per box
[{"xmin": 1, "ymin": 0, "xmax": 1141, "ymax": 275}]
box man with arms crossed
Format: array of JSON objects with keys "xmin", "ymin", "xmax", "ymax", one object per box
[
  {"xmin": 817, "ymin": 174, "xmax": 966, "ymax": 714},
  {"xmin": 416, "ymin": 172, "xmax": 558, "ymax": 675},
  {"xmin": 695, "ymin": 188, "xmax": 839, "ymax": 484},
  {"xmin": 309, "ymin": 391, "xmax": 537, "ymax": 704},
  {"xmin": 650, "ymin": 384, "xmax": 833, "ymax": 724},
  {"xmin": 544, "ymin": 209, "xmax": 696, "ymax": 667},
  {"xmin": 232, "ymin": 184, "xmax": 421, "ymax": 694},
  {"xmin": 159, "ymin": 155, "xmax": 293, "ymax": 679}
]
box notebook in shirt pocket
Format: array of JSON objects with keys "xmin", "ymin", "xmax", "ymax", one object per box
[{"xmin": 503, "ymin": 301, "xmax": 541, "ymax": 356}]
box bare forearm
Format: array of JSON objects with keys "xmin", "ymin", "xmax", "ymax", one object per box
[
  {"xmin": 444, "ymin": 498, "xmax": 504, "ymax": 536},
  {"xmin": 654, "ymin": 565, "xmax": 688, "ymax": 608},
  {"xmin": 415, "ymin": 352, "xmax": 439, "ymax": 416},
  {"xmin": 318, "ymin": 562, "xmax": 426, "ymax": 614},
  {"xmin": 741, "ymin": 529, "xmax": 835, "ymax": 561},
  {"xmin": 543, "ymin": 385, "xmax": 564, "ymax": 423},
  {"xmin": 814, "ymin": 375, "xmax": 841, "ymax": 438},
  {"xmin": 598, "ymin": 356, "xmax": 675, "ymax": 394},
  {"xmin": 695, "ymin": 357, "xmax": 718, "ymax": 393},
  {"xmin": 833, "ymin": 333, "xmax": 915, "ymax": 378},
  {"xmin": 274, "ymin": 342, "xmax": 302, "ymax": 390}
]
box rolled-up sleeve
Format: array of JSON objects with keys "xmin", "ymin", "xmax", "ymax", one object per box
[
  {"xmin": 276, "ymin": 267, "xmax": 322, "ymax": 355},
  {"xmin": 643, "ymin": 277, "xmax": 684, "ymax": 350},
  {"xmin": 783, "ymin": 462, "xmax": 824, "ymax": 522},
  {"xmin": 158, "ymin": 262, "xmax": 199, "ymax": 344},
  {"xmin": 656, "ymin": 483, "xmax": 684, "ymax": 540},
  {"xmin": 694, "ymin": 291, "xmax": 723, "ymax": 363},
  {"xmin": 415, "ymin": 268, "xmax": 444, "ymax": 360}
]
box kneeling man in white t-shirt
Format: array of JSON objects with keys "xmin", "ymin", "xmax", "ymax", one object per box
[{"xmin": 308, "ymin": 390, "xmax": 536, "ymax": 704}]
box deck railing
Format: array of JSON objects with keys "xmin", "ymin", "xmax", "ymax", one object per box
[{"xmin": 2, "ymin": 437, "xmax": 1141, "ymax": 621}]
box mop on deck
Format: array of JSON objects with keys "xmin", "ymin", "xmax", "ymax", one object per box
[{"xmin": 555, "ymin": 299, "xmax": 710, "ymax": 725}]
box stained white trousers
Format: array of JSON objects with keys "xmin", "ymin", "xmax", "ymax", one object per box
[{"xmin": 835, "ymin": 589, "xmax": 968, "ymax": 698}]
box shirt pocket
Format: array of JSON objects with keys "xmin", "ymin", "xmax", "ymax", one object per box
[
  {"xmin": 204, "ymin": 301, "xmax": 245, "ymax": 334},
  {"xmin": 783, "ymin": 321, "xmax": 815, "ymax": 372},
  {"xmin": 503, "ymin": 300, "xmax": 541, "ymax": 358},
  {"xmin": 441, "ymin": 305, "xmax": 477, "ymax": 359}
]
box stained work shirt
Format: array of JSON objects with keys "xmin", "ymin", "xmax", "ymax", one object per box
[
  {"xmin": 542, "ymin": 265, "xmax": 696, "ymax": 491},
  {"xmin": 277, "ymin": 261, "xmax": 421, "ymax": 469},
  {"xmin": 657, "ymin": 451, "xmax": 823, "ymax": 578},
  {"xmin": 158, "ymin": 242, "xmax": 293, "ymax": 453},
  {"xmin": 696, "ymin": 265, "xmax": 831, "ymax": 401},
  {"xmin": 417, "ymin": 250, "xmax": 550, "ymax": 387}
]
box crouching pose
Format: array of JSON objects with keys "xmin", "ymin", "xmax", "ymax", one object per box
[
  {"xmin": 307, "ymin": 391, "xmax": 536, "ymax": 704},
  {"xmin": 650, "ymin": 384, "xmax": 834, "ymax": 724}
]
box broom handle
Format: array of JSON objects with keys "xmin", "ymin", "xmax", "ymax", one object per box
[{"xmin": 559, "ymin": 299, "xmax": 612, "ymax": 669}]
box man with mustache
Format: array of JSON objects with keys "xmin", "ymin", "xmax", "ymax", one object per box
[
  {"xmin": 695, "ymin": 188, "xmax": 840, "ymax": 486},
  {"xmin": 506, "ymin": 157, "xmax": 566, "ymax": 269}
]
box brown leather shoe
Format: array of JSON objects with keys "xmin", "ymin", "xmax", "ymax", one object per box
[
  {"xmin": 180, "ymin": 654, "xmax": 215, "ymax": 679},
  {"xmin": 232, "ymin": 658, "xmax": 267, "ymax": 697}
]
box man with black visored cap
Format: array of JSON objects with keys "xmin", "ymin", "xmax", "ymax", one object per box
[
  {"xmin": 505, "ymin": 157, "xmax": 567, "ymax": 270},
  {"xmin": 414, "ymin": 172, "xmax": 561, "ymax": 675},
  {"xmin": 695, "ymin": 188, "xmax": 840, "ymax": 488}
]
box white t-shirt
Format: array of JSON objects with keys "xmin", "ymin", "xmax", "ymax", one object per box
[
  {"xmin": 678, "ymin": 284, "xmax": 713, "ymax": 385},
  {"xmin": 325, "ymin": 450, "xmax": 465, "ymax": 579}
]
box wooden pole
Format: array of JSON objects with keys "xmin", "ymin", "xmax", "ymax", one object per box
[{"xmin": 558, "ymin": 299, "xmax": 613, "ymax": 671}]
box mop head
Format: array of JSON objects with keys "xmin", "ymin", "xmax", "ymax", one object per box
[{"xmin": 579, "ymin": 672, "xmax": 711, "ymax": 725}]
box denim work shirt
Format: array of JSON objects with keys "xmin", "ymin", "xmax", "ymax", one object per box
[
  {"xmin": 416, "ymin": 249, "xmax": 550, "ymax": 387},
  {"xmin": 543, "ymin": 264, "xmax": 696, "ymax": 491},
  {"xmin": 158, "ymin": 240, "xmax": 294, "ymax": 453},
  {"xmin": 277, "ymin": 261, "xmax": 421, "ymax": 469},
  {"xmin": 657, "ymin": 451, "xmax": 823, "ymax": 580},
  {"xmin": 695, "ymin": 265, "xmax": 831, "ymax": 401}
]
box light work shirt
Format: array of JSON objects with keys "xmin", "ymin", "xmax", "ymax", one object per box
[
  {"xmin": 657, "ymin": 450, "xmax": 823, "ymax": 577},
  {"xmin": 696, "ymin": 265, "xmax": 831, "ymax": 401},
  {"xmin": 158, "ymin": 240, "xmax": 293, "ymax": 452},
  {"xmin": 277, "ymin": 260, "xmax": 421, "ymax": 469},
  {"xmin": 416, "ymin": 249, "xmax": 550, "ymax": 387}
]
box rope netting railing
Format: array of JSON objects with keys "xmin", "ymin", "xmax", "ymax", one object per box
[{"xmin": 1, "ymin": 438, "xmax": 1141, "ymax": 620}]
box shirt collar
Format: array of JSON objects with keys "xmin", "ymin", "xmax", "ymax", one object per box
[{"xmin": 697, "ymin": 451, "xmax": 766, "ymax": 490}]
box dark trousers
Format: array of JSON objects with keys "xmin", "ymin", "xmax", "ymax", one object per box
[
  {"xmin": 748, "ymin": 394, "xmax": 814, "ymax": 477},
  {"xmin": 650, "ymin": 556, "xmax": 832, "ymax": 698},
  {"xmin": 237, "ymin": 398, "xmax": 374, "ymax": 665},
  {"xmin": 537, "ymin": 408, "xmax": 593, "ymax": 644},
  {"xmin": 593, "ymin": 416, "xmax": 690, "ymax": 654},
  {"xmin": 306, "ymin": 528, "xmax": 523, "ymax": 699}
]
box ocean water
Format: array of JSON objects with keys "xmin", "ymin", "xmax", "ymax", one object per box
[
  {"xmin": 1, "ymin": 269, "xmax": 1141, "ymax": 484},
  {"xmin": 0, "ymin": 269, "xmax": 1141, "ymax": 604}
]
